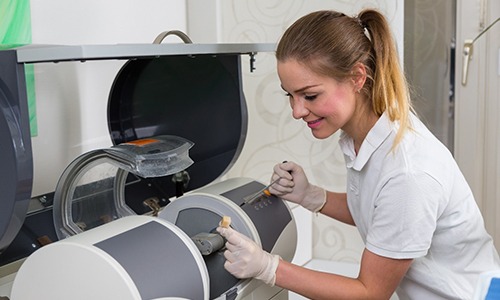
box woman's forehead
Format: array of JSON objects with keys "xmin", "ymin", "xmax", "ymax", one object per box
[{"xmin": 278, "ymin": 59, "xmax": 341, "ymax": 92}]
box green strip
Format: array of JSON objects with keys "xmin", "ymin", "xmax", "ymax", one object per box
[{"xmin": 0, "ymin": 0, "xmax": 37, "ymax": 136}]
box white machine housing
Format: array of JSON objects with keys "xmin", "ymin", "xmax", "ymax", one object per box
[{"xmin": 11, "ymin": 178, "xmax": 297, "ymax": 300}]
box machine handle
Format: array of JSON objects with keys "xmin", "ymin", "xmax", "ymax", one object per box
[
  {"xmin": 153, "ymin": 30, "xmax": 193, "ymax": 44},
  {"xmin": 461, "ymin": 40, "xmax": 473, "ymax": 86},
  {"xmin": 461, "ymin": 17, "xmax": 500, "ymax": 86}
]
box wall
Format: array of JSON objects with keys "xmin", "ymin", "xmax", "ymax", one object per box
[
  {"xmin": 454, "ymin": 0, "xmax": 500, "ymax": 250},
  {"xmin": 187, "ymin": 0, "xmax": 404, "ymax": 265},
  {"xmin": 29, "ymin": 0, "xmax": 186, "ymax": 196}
]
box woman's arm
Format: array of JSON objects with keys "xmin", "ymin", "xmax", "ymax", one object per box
[
  {"xmin": 275, "ymin": 248, "xmax": 412, "ymax": 299},
  {"xmin": 321, "ymin": 191, "xmax": 355, "ymax": 226},
  {"xmin": 217, "ymin": 225, "xmax": 412, "ymax": 299}
]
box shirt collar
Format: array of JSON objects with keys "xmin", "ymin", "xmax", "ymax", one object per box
[{"xmin": 339, "ymin": 112, "xmax": 394, "ymax": 171}]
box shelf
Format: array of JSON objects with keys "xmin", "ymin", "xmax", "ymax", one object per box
[{"xmin": 13, "ymin": 43, "xmax": 276, "ymax": 64}]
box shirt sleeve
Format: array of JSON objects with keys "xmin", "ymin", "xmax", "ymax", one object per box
[{"xmin": 365, "ymin": 170, "xmax": 445, "ymax": 259}]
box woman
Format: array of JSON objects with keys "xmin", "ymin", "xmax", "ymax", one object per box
[{"xmin": 217, "ymin": 9, "xmax": 500, "ymax": 299}]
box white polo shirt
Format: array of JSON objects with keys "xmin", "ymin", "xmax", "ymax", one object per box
[{"xmin": 339, "ymin": 112, "xmax": 500, "ymax": 299}]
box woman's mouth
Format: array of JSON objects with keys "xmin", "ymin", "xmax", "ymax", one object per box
[{"xmin": 306, "ymin": 118, "xmax": 323, "ymax": 129}]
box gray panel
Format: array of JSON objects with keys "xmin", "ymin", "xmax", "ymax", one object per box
[
  {"xmin": 222, "ymin": 181, "xmax": 292, "ymax": 253},
  {"xmin": 94, "ymin": 221, "xmax": 205, "ymax": 300},
  {"xmin": 0, "ymin": 50, "xmax": 33, "ymax": 252},
  {"xmin": 175, "ymin": 208, "xmax": 239, "ymax": 299},
  {"xmin": 160, "ymin": 194, "xmax": 254, "ymax": 299}
]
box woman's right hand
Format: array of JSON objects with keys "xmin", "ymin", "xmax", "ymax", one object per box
[{"xmin": 268, "ymin": 161, "xmax": 326, "ymax": 213}]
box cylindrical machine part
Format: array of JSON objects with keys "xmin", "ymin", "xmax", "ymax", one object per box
[{"xmin": 191, "ymin": 232, "xmax": 225, "ymax": 255}]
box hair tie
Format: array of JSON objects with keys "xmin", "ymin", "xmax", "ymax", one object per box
[
  {"xmin": 356, "ymin": 16, "xmax": 371, "ymax": 42},
  {"xmin": 356, "ymin": 16, "xmax": 367, "ymax": 30}
]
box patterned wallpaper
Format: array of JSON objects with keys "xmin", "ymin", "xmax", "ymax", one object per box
[{"xmin": 213, "ymin": 0, "xmax": 402, "ymax": 263}]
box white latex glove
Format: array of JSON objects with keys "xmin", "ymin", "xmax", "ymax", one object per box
[
  {"xmin": 216, "ymin": 226, "xmax": 280, "ymax": 286},
  {"xmin": 268, "ymin": 161, "xmax": 326, "ymax": 213}
]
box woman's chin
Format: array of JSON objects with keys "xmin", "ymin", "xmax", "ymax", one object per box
[{"xmin": 310, "ymin": 129, "xmax": 336, "ymax": 140}]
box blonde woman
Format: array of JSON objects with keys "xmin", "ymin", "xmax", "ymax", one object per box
[{"xmin": 218, "ymin": 9, "xmax": 500, "ymax": 299}]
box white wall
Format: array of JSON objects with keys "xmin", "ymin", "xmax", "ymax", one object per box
[
  {"xmin": 29, "ymin": 0, "xmax": 187, "ymax": 196},
  {"xmin": 187, "ymin": 0, "xmax": 404, "ymax": 265},
  {"xmin": 454, "ymin": 0, "xmax": 500, "ymax": 250}
]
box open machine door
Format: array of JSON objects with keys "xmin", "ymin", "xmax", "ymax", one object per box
[{"xmin": 0, "ymin": 50, "xmax": 33, "ymax": 253}]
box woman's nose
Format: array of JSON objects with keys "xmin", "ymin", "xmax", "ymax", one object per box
[{"xmin": 291, "ymin": 98, "xmax": 309, "ymax": 119}]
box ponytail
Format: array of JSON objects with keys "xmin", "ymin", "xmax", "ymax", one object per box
[{"xmin": 359, "ymin": 9, "xmax": 413, "ymax": 147}]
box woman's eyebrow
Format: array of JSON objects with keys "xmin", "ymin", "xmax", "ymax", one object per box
[{"xmin": 281, "ymin": 84, "xmax": 321, "ymax": 93}]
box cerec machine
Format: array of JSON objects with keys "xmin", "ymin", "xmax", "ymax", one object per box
[{"xmin": 0, "ymin": 38, "xmax": 297, "ymax": 300}]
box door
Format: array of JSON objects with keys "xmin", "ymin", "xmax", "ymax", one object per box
[{"xmin": 404, "ymin": 0, "xmax": 456, "ymax": 152}]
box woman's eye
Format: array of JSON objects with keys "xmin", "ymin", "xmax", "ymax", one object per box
[
  {"xmin": 284, "ymin": 92, "xmax": 316, "ymax": 101},
  {"xmin": 304, "ymin": 94, "xmax": 317, "ymax": 101}
]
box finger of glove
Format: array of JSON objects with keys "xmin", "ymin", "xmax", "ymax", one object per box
[
  {"xmin": 273, "ymin": 163, "xmax": 294, "ymax": 180},
  {"xmin": 217, "ymin": 226, "xmax": 241, "ymax": 245},
  {"xmin": 283, "ymin": 163, "xmax": 310, "ymax": 195},
  {"xmin": 216, "ymin": 226, "xmax": 229, "ymax": 237},
  {"xmin": 268, "ymin": 183, "xmax": 293, "ymax": 195},
  {"xmin": 227, "ymin": 251, "xmax": 262, "ymax": 278},
  {"xmin": 217, "ymin": 226, "xmax": 256, "ymax": 253},
  {"xmin": 224, "ymin": 259, "xmax": 252, "ymax": 278},
  {"xmin": 224, "ymin": 259, "xmax": 243, "ymax": 277},
  {"xmin": 284, "ymin": 161, "xmax": 309, "ymax": 176},
  {"xmin": 269, "ymin": 168, "xmax": 294, "ymax": 194},
  {"xmin": 223, "ymin": 248, "xmax": 244, "ymax": 264},
  {"xmin": 225, "ymin": 235, "xmax": 260, "ymax": 259},
  {"xmin": 225, "ymin": 239, "xmax": 246, "ymax": 253}
]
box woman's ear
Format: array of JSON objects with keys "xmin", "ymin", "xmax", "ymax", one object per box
[{"xmin": 351, "ymin": 63, "xmax": 367, "ymax": 93}]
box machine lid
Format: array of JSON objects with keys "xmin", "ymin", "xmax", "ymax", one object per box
[
  {"xmin": 107, "ymin": 51, "xmax": 249, "ymax": 197},
  {"xmin": 53, "ymin": 135, "xmax": 194, "ymax": 239}
]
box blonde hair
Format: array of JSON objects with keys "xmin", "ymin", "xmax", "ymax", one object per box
[{"xmin": 276, "ymin": 9, "xmax": 412, "ymax": 147}]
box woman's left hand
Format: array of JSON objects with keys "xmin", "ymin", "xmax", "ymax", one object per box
[{"xmin": 216, "ymin": 226, "xmax": 280, "ymax": 286}]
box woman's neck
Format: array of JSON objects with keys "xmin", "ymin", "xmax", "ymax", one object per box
[{"xmin": 343, "ymin": 106, "xmax": 380, "ymax": 154}]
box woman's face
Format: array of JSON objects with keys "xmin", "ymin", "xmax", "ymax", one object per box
[{"xmin": 277, "ymin": 59, "xmax": 358, "ymax": 139}]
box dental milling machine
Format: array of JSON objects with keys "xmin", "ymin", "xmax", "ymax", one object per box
[{"xmin": 0, "ymin": 36, "xmax": 297, "ymax": 300}]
